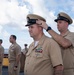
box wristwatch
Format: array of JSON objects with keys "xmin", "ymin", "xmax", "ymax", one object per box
[
  {"xmin": 46, "ymin": 26, "xmax": 52, "ymax": 31},
  {"xmin": 15, "ymin": 66, "xmax": 18, "ymax": 68}
]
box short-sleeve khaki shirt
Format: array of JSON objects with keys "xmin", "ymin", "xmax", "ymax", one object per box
[
  {"xmin": 0, "ymin": 45, "xmax": 4, "ymax": 62},
  {"xmin": 25, "ymin": 35, "xmax": 63, "ymax": 75},
  {"xmin": 62, "ymin": 31, "xmax": 74, "ymax": 69},
  {"xmin": 22, "ymin": 48, "xmax": 28, "ymax": 55},
  {"xmin": 8, "ymin": 43, "xmax": 21, "ymax": 62}
]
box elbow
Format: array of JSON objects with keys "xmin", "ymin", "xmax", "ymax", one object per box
[{"xmin": 61, "ymin": 43, "xmax": 71, "ymax": 48}]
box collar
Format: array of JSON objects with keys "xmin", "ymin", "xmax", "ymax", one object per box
[
  {"xmin": 12, "ymin": 42, "xmax": 17, "ymax": 45},
  {"xmin": 62, "ymin": 30, "xmax": 70, "ymax": 37},
  {"xmin": 31, "ymin": 34, "xmax": 46, "ymax": 47}
]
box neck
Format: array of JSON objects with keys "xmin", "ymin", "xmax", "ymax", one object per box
[
  {"xmin": 33, "ymin": 33, "xmax": 44, "ymax": 41},
  {"xmin": 12, "ymin": 41, "xmax": 16, "ymax": 44},
  {"xmin": 60, "ymin": 29, "xmax": 68, "ymax": 36}
]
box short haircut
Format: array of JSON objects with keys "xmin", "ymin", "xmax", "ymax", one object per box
[
  {"xmin": 0, "ymin": 39, "xmax": 3, "ymax": 43},
  {"xmin": 11, "ymin": 35, "xmax": 17, "ymax": 40},
  {"xmin": 24, "ymin": 44, "xmax": 27, "ymax": 46}
]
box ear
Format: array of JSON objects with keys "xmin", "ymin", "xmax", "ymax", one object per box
[
  {"xmin": 65, "ymin": 21, "xmax": 68, "ymax": 25},
  {"xmin": 64, "ymin": 21, "xmax": 68, "ymax": 28}
]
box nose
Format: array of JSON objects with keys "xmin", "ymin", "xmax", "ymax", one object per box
[
  {"xmin": 57, "ymin": 23, "xmax": 60, "ymax": 29},
  {"xmin": 57, "ymin": 24, "xmax": 59, "ymax": 27},
  {"xmin": 28, "ymin": 27, "xmax": 31, "ymax": 32},
  {"xmin": 57, "ymin": 22, "xmax": 59, "ymax": 27}
]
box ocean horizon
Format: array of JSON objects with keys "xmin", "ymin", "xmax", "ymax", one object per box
[
  {"xmin": 4, "ymin": 49, "xmax": 8, "ymax": 54},
  {"xmin": 4, "ymin": 48, "xmax": 23, "ymax": 54}
]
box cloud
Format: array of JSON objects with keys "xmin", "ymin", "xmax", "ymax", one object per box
[
  {"xmin": 0, "ymin": 0, "xmax": 58, "ymax": 34},
  {"xmin": 0, "ymin": 25, "xmax": 10, "ymax": 37},
  {"xmin": 24, "ymin": 0, "xmax": 59, "ymax": 33},
  {"xmin": 0, "ymin": 0, "xmax": 29, "ymax": 29},
  {"xmin": 1, "ymin": 0, "xmax": 74, "ymax": 31},
  {"xmin": 0, "ymin": 0, "xmax": 74, "ymax": 49},
  {"xmin": 0, "ymin": 26, "xmax": 2, "ymax": 34},
  {"xmin": 3, "ymin": 30, "xmax": 10, "ymax": 37}
]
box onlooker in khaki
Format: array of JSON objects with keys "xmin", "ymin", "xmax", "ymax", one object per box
[
  {"xmin": 37, "ymin": 12, "xmax": 74, "ymax": 75},
  {"xmin": 22, "ymin": 44, "xmax": 28, "ymax": 55},
  {"xmin": 24, "ymin": 14, "xmax": 63, "ymax": 75},
  {"xmin": 8, "ymin": 35, "xmax": 21, "ymax": 75},
  {"xmin": 20, "ymin": 44, "xmax": 28, "ymax": 72},
  {"xmin": 0, "ymin": 39, "xmax": 4, "ymax": 75}
]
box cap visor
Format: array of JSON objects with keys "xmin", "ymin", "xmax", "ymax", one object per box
[
  {"xmin": 25, "ymin": 23, "xmax": 32, "ymax": 26},
  {"xmin": 54, "ymin": 19, "xmax": 59, "ymax": 22},
  {"xmin": 54, "ymin": 18, "xmax": 65, "ymax": 22}
]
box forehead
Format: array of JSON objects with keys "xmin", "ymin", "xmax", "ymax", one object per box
[{"xmin": 10, "ymin": 36, "xmax": 13, "ymax": 38}]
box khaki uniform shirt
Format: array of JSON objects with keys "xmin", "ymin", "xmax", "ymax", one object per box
[
  {"xmin": 8, "ymin": 43, "xmax": 21, "ymax": 62},
  {"xmin": 61, "ymin": 31, "xmax": 74, "ymax": 74},
  {"xmin": 8, "ymin": 43, "xmax": 21, "ymax": 75},
  {"xmin": 25, "ymin": 35, "xmax": 63, "ymax": 75},
  {"xmin": 0, "ymin": 45, "xmax": 4, "ymax": 63},
  {"xmin": 22, "ymin": 48, "xmax": 28, "ymax": 55}
]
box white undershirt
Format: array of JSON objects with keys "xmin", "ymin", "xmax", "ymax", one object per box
[{"xmin": 34, "ymin": 41, "xmax": 39, "ymax": 47}]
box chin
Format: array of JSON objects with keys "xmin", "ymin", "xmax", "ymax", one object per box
[
  {"xmin": 30, "ymin": 33, "xmax": 33, "ymax": 37},
  {"xmin": 10, "ymin": 41, "xmax": 12, "ymax": 43},
  {"xmin": 30, "ymin": 35, "xmax": 33, "ymax": 37},
  {"xmin": 57, "ymin": 28, "xmax": 60, "ymax": 31}
]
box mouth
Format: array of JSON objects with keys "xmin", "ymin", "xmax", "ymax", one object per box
[{"xmin": 29, "ymin": 32, "xmax": 32, "ymax": 35}]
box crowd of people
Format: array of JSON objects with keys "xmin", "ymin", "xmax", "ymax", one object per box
[
  {"xmin": 0, "ymin": 35, "xmax": 28, "ymax": 75},
  {"xmin": 0, "ymin": 12, "xmax": 74, "ymax": 75}
]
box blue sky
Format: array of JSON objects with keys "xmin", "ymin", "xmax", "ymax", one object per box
[{"xmin": 0, "ymin": 0, "xmax": 74, "ymax": 50}]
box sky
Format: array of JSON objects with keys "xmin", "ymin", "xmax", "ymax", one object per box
[{"xmin": 0, "ymin": 0, "xmax": 74, "ymax": 51}]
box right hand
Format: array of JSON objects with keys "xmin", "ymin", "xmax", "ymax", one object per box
[
  {"xmin": 36, "ymin": 19, "xmax": 48, "ymax": 30},
  {"xmin": 14, "ymin": 66, "xmax": 17, "ymax": 71}
]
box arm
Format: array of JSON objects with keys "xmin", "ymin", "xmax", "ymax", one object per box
[
  {"xmin": 0, "ymin": 47, "xmax": 4, "ymax": 63},
  {"xmin": 47, "ymin": 29, "xmax": 71, "ymax": 48},
  {"xmin": 36, "ymin": 20, "xmax": 72, "ymax": 48},
  {"xmin": 54, "ymin": 65, "xmax": 64, "ymax": 75},
  {"xmin": 14, "ymin": 46, "xmax": 21, "ymax": 70},
  {"xmin": 15, "ymin": 54, "xmax": 21, "ymax": 66},
  {"xmin": 14, "ymin": 54, "xmax": 21, "ymax": 70},
  {"xmin": 0, "ymin": 53, "xmax": 3, "ymax": 63},
  {"xmin": 48, "ymin": 39, "xmax": 64, "ymax": 75}
]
